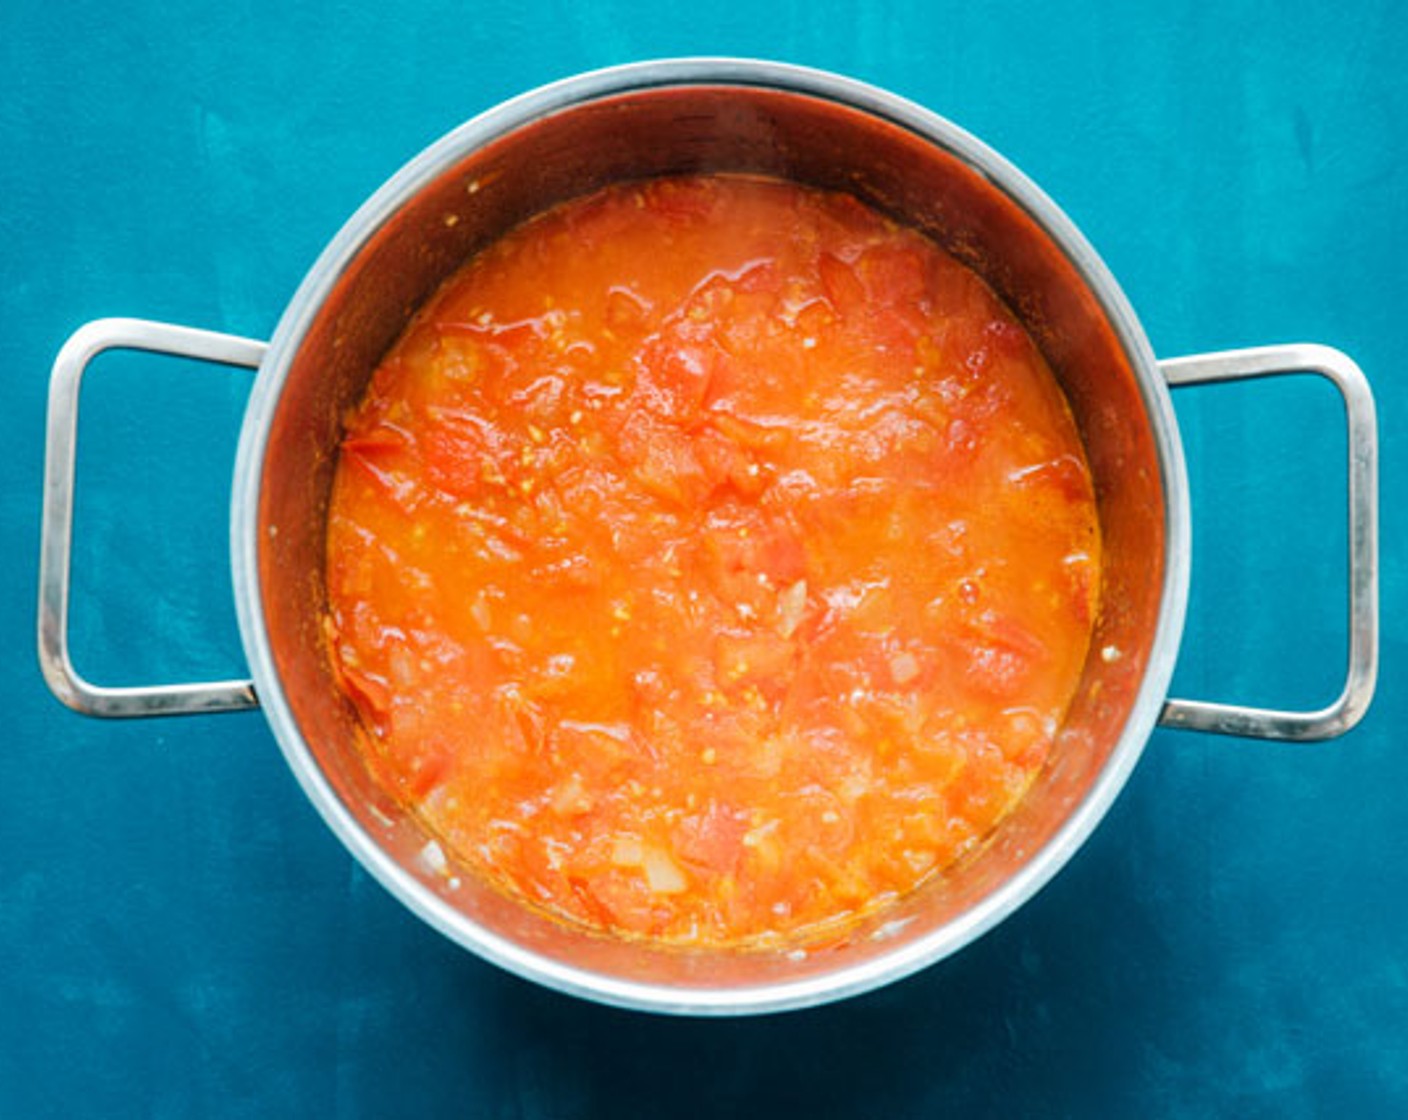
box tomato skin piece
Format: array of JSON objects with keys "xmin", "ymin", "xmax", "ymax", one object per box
[
  {"xmin": 341, "ymin": 423, "xmax": 410, "ymax": 460},
  {"xmin": 331, "ymin": 657, "xmax": 392, "ymax": 725},
  {"xmin": 605, "ymin": 286, "xmax": 651, "ymax": 332},
  {"xmin": 567, "ymin": 875, "xmax": 621, "ymax": 930},
  {"xmin": 819, "ymin": 251, "xmax": 866, "ymax": 318}
]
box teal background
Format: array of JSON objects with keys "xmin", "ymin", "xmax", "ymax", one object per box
[{"xmin": 3, "ymin": 1, "xmax": 1404, "ymax": 1115}]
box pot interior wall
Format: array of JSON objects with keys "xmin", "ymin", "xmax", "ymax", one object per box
[{"xmin": 255, "ymin": 83, "xmax": 1166, "ymax": 993}]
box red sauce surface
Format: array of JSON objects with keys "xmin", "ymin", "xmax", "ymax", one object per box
[{"xmin": 324, "ymin": 175, "xmax": 1100, "ymax": 947}]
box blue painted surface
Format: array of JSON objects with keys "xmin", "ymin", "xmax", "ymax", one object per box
[{"xmin": 3, "ymin": 1, "xmax": 1403, "ymax": 1115}]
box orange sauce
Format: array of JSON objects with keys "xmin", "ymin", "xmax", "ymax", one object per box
[{"xmin": 324, "ymin": 175, "xmax": 1100, "ymax": 947}]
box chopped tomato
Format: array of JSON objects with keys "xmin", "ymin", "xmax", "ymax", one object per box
[{"xmin": 673, "ymin": 800, "xmax": 750, "ymax": 876}]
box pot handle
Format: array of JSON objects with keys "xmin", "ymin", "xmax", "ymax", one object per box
[
  {"xmin": 1157, "ymin": 343, "xmax": 1378, "ymax": 740},
  {"xmin": 38, "ymin": 317, "xmax": 267, "ymax": 717}
]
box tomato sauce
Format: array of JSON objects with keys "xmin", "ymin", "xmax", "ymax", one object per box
[{"xmin": 323, "ymin": 175, "xmax": 1101, "ymax": 947}]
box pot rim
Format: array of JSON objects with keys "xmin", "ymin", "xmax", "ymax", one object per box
[{"xmin": 229, "ymin": 57, "xmax": 1191, "ymax": 1015}]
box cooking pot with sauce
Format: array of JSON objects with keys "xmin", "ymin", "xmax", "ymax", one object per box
[{"xmin": 38, "ymin": 59, "xmax": 1378, "ymax": 1014}]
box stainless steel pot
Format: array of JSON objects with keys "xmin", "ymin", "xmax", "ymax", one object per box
[{"xmin": 38, "ymin": 59, "xmax": 1379, "ymax": 1015}]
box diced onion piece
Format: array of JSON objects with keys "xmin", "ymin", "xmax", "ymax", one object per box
[
  {"xmin": 611, "ymin": 836, "xmax": 644, "ymax": 867},
  {"xmin": 550, "ymin": 773, "xmax": 594, "ymax": 816},
  {"xmin": 889, "ymin": 651, "xmax": 920, "ymax": 685},
  {"xmin": 642, "ymin": 846, "xmax": 688, "ymax": 894},
  {"xmin": 776, "ymin": 580, "xmax": 808, "ymax": 638},
  {"xmin": 390, "ymin": 647, "xmax": 416, "ymax": 685},
  {"xmin": 741, "ymin": 818, "xmax": 780, "ymax": 848},
  {"xmin": 741, "ymin": 818, "xmax": 782, "ymax": 871},
  {"xmin": 417, "ymin": 839, "xmax": 448, "ymax": 876},
  {"xmin": 469, "ymin": 593, "xmax": 492, "ymax": 631}
]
